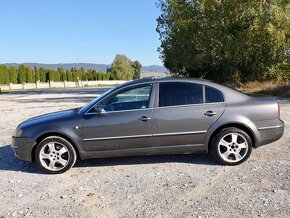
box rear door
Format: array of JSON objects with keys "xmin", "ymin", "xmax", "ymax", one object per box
[{"xmin": 152, "ymin": 82, "xmax": 225, "ymax": 148}]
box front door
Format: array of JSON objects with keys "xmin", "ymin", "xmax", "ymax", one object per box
[{"xmin": 82, "ymin": 84, "xmax": 154, "ymax": 155}]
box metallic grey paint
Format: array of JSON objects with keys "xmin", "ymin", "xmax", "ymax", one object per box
[{"xmin": 11, "ymin": 77, "xmax": 285, "ymax": 162}]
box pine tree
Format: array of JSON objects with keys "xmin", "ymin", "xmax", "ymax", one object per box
[
  {"xmin": 67, "ymin": 70, "xmax": 73, "ymax": 81},
  {"xmin": 3, "ymin": 65, "xmax": 9, "ymax": 84},
  {"xmin": 18, "ymin": 64, "xmax": 26, "ymax": 83},
  {"xmin": 0, "ymin": 65, "xmax": 4, "ymax": 84},
  {"xmin": 25, "ymin": 66, "xmax": 34, "ymax": 83},
  {"xmin": 9, "ymin": 66, "xmax": 18, "ymax": 84},
  {"xmin": 39, "ymin": 67, "xmax": 46, "ymax": 82},
  {"xmin": 34, "ymin": 66, "xmax": 40, "ymax": 82}
]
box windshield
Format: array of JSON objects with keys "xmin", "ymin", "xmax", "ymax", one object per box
[{"xmin": 78, "ymin": 86, "xmax": 118, "ymax": 114}]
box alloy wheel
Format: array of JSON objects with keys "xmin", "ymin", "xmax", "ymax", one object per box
[
  {"xmin": 217, "ymin": 133, "xmax": 249, "ymax": 163},
  {"xmin": 39, "ymin": 142, "xmax": 70, "ymax": 171}
]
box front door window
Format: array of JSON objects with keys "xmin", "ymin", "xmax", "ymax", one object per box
[{"xmin": 100, "ymin": 84, "xmax": 152, "ymax": 112}]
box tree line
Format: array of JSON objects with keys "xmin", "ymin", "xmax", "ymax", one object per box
[
  {"xmin": 0, "ymin": 55, "xmax": 142, "ymax": 84},
  {"xmin": 0, "ymin": 65, "xmax": 112, "ymax": 84},
  {"xmin": 156, "ymin": 0, "xmax": 289, "ymax": 84}
]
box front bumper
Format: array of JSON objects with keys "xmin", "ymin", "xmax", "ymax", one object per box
[{"xmin": 11, "ymin": 136, "xmax": 36, "ymax": 162}]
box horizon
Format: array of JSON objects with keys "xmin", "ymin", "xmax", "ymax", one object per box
[{"xmin": 0, "ymin": 0, "xmax": 163, "ymax": 66}]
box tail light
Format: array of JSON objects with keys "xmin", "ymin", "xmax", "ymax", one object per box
[{"xmin": 278, "ymin": 101, "xmax": 281, "ymax": 120}]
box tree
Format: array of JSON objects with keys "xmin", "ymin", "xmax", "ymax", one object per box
[
  {"xmin": 34, "ymin": 66, "xmax": 40, "ymax": 82},
  {"xmin": 79, "ymin": 67, "xmax": 86, "ymax": 80},
  {"xmin": 54, "ymin": 69, "xmax": 61, "ymax": 82},
  {"xmin": 96, "ymin": 72, "xmax": 102, "ymax": 80},
  {"xmin": 3, "ymin": 65, "xmax": 9, "ymax": 84},
  {"xmin": 47, "ymin": 69, "xmax": 58, "ymax": 82},
  {"xmin": 45, "ymin": 69, "xmax": 51, "ymax": 81},
  {"xmin": 9, "ymin": 66, "xmax": 18, "ymax": 84},
  {"xmin": 67, "ymin": 70, "xmax": 73, "ymax": 81},
  {"xmin": 25, "ymin": 66, "xmax": 34, "ymax": 83},
  {"xmin": 71, "ymin": 67, "xmax": 79, "ymax": 82},
  {"xmin": 58, "ymin": 67, "xmax": 66, "ymax": 81},
  {"xmin": 39, "ymin": 67, "xmax": 46, "ymax": 82},
  {"xmin": 110, "ymin": 54, "xmax": 134, "ymax": 80},
  {"xmin": 0, "ymin": 65, "xmax": 4, "ymax": 84},
  {"xmin": 131, "ymin": 60, "xmax": 142, "ymax": 80},
  {"xmin": 18, "ymin": 64, "xmax": 26, "ymax": 83},
  {"xmin": 156, "ymin": 0, "xmax": 290, "ymax": 83}
]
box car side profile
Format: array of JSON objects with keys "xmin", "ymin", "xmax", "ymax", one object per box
[{"xmin": 11, "ymin": 77, "xmax": 284, "ymax": 173}]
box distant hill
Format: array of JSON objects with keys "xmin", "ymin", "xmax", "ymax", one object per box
[
  {"xmin": 142, "ymin": 65, "xmax": 168, "ymax": 73},
  {"xmin": 4, "ymin": 63, "xmax": 168, "ymax": 73}
]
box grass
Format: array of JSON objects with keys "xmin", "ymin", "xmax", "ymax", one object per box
[{"xmin": 237, "ymin": 81, "xmax": 290, "ymax": 98}]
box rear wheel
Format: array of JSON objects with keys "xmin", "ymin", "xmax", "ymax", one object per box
[
  {"xmin": 35, "ymin": 136, "xmax": 77, "ymax": 174},
  {"xmin": 210, "ymin": 127, "xmax": 252, "ymax": 165}
]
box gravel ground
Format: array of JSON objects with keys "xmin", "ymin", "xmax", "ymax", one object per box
[{"xmin": 0, "ymin": 88, "xmax": 289, "ymax": 218}]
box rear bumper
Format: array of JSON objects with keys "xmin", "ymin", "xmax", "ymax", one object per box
[
  {"xmin": 255, "ymin": 120, "xmax": 284, "ymax": 148},
  {"xmin": 11, "ymin": 136, "xmax": 35, "ymax": 162}
]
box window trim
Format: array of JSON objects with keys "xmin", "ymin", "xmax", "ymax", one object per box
[
  {"xmin": 153, "ymin": 101, "xmax": 226, "ymax": 110},
  {"xmin": 85, "ymin": 83, "xmax": 155, "ymax": 115}
]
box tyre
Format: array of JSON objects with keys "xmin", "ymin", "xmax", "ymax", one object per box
[
  {"xmin": 210, "ymin": 127, "xmax": 252, "ymax": 165},
  {"xmin": 35, "ymin": 136, "xmax": 77, "ymax": 174}
]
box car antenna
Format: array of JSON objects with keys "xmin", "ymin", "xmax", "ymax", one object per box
[{"xmin": 200, "ymin": 64, "xmax": 216, "ymax": 79}]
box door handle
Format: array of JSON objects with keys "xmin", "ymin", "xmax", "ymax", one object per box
[
  {"xmin": 204, "ymin": 111, "xmax": 217, "ymax": 116},
  {"xmin": 139, "ymin": 116, "xmax": 151, "ymax": 122}
]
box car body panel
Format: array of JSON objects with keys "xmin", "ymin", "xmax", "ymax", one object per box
[
  {"xmin": 82, "ymin": 109, "xmax": 154, "ymax": 151},
  {"xmin": 11, "ymin": 77, "xmax": 285, "ymax": 162},
  {"xmin": 152, "ymin": 103, "xmax": 225, "ymax": 147},
  {"xmin": 14, "ymin": 109, "xmax": 86, "ymax": 160}
]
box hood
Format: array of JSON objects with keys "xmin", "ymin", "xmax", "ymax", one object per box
[{"xmin": 19, "ymin": 109, "xmax": 78, "ymax": 129}]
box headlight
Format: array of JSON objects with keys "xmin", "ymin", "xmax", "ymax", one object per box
[{"xmin": 13, "ymin": 127, "xmax": 23, "ymax": 137}]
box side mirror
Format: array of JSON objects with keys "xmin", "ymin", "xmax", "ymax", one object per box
[{"xmin": 94, "ymin": 106, "xmax": 104, "ymax": 114}]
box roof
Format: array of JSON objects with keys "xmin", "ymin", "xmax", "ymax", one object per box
[{"xmin": 126, "ymin": 76, "xmax": 211, "ymax": 85}]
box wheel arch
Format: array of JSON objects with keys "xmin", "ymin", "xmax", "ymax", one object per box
[
  {"xmin": 206, "ymin": 123, "xmax": 256, "ymax": 150},
  {"xmin": 32, "ymin": 132, "xmax": 81, "ymax": 162}
]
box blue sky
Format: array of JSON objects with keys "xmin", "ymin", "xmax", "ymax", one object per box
[{"xmin": 0, "ymin": 0, "xmax": 163, "ymax": 65}]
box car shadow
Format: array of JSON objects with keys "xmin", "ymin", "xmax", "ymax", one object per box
[
  {"xmin": 74, "ymin": 153, "xmax": 220, "ymax": 169},
  {"xmin": 0, "ymin": 145, "xmax": 41, "ymax": 174},
  {"xmin": 0, "ymin": 145, "xmax": 220, "ymax": 174}
]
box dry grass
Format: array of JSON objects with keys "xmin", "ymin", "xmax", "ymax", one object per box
[{"xmin": 237, "ymin": 81, "xmax": 290, "ymax": 98}]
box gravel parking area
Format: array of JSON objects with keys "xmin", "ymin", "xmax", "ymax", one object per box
[{"xmin": 0, "ymin": 88, "xmax": 289, "ymax": 218}]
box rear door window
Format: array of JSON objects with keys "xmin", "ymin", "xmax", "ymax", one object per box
[
  {"xmin": 159, "ymin": 82, "xmax": 203, "ymax": 107},
  {"xmin": 205, "ymin": 86, "xmax": 224, "ymax": 103}
]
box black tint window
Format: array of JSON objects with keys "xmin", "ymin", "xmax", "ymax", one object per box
[
  {"xmin": 159, "ymin": 82, "xmax": 203, "ymax": 107},
  {"xmin": 205, "ymin": 86, "xmax": 224, "ymax": 103}
]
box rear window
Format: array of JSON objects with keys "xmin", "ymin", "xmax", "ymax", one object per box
[
  {"xmin": 205, "ymin": 86, "xmax": 224, "ymax": 103},
  {"xmin": 159, "ymin": 82, "xmax": 203, "ymax": 107}
]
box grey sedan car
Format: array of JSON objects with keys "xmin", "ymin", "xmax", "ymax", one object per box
[{"xmin": 11, "ymin": 77, "xmax": 284, "ymax": 173}]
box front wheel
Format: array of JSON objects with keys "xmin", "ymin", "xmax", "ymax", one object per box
[
  {"xmin": 35, "ymin": 136, "xmax": 77, "ymax": 174},
  {"xmin": 210, "ymin": 127, "xmax": 252, "ymax": 165}
]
